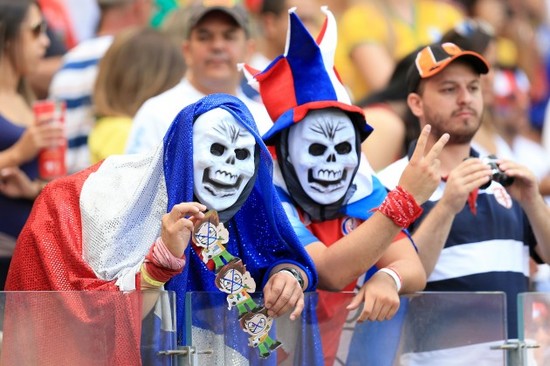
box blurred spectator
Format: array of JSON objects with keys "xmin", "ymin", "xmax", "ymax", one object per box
[
  {"xmin": 38, "ymin": 0, "xmax": 77, "ymax": 49},
  {"xmin": 89, "ymin": 27, "xmax": 185, "ymax": 163},
  {"xmin": 49, "ymin": 0, "xmax": 153, "ymax": 174},
  {"xmin": 490, "ymin": 67, "xmax": 550, "ymax": 180},
  {"xmin": 160, "ymin": 5, "xmax": 190, "ymax": 47},
  {"xmin": 27, "ymin": 25, "xmax": 66, "ymax": 100},
  {"xmin": 335, "ymin": 0, "xmax": 464, "ymax": 102},
  {"xmin": 0, "ymin": 0, "xmax": 63, "ymax": 290},
  {"xmin": 28, "ymin": 0, "xmax": 75, "ymax": 100},
  {"xmin": 457, "ymin": 0, "xmax": 550, "ymax": 139},
  {"xmin": 126, "ymin": 1, "xmax": 272, "ymax": 154},
  {"xmin": 490, "ymin": 65, "xmax": 550, "ymax": 210},
  {"xmin": 241, "ymin": 0, "xmax": 322, "ymax": 101},
  {"xmin": 247, "ymin": 0, "xmax": 321, "ymax": 69},
  {"xmin": 358, "ymin": 47, "xmax": 422, "ymax": 171},
  {"xmin": 64, "ymin": 0, "xmax": 101, "ymax": 43}
]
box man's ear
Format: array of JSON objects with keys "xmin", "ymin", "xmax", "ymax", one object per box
[{"xmin": 407, "ymin": 93, "xmax": 423, "ymax": 118}]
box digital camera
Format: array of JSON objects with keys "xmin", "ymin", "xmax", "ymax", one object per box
[{"xmin": 479, "ymin": 154, "xmax": 514, "ymax": 189}]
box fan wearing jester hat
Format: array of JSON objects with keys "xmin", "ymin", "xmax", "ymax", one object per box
[
  {"xmin": 242, "ymin": 6, "xmax": 449, "ymax": 364},
  {"xmin": 4, "ymin": 94, "xmax": 317, "ymax": 364}
]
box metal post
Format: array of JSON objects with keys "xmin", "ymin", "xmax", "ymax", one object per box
[{"xmin": 490, "ymin": 340, "xmax": 539, "ymax": 366}]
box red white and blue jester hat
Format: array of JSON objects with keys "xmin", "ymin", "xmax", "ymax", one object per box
[{"xmin": 241, "ymin": 6, "xmax": 373, "ymax": 144}]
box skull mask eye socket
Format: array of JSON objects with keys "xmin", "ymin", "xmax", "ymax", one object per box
[
  {"xmin": 335, "ymin": 141, "xmax": 352, "ymax": 154},
  {"xmin": 309, "ymin": 143, "xmax": 327, "ymax": 156},
  {"xmin": 235, "ymin": 148, "xmax": 250, "ymax": 160},
  {"xmin": 210, "ymin": 143, "xmax": 226, "ymax": 156}
]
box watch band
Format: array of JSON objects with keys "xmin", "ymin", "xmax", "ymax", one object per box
[{"xmin": 278, "ymin": 267, "xmax": 305, "ymax": 290}]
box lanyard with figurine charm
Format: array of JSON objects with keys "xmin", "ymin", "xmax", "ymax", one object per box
[{"xmin": 192, "ymin": 210, "xmax": 282, "ymax": 359}]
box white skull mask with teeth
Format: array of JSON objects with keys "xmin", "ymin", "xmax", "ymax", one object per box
[
  {"xmin": 287, "ymin": 109, "xmax": 358, "ymax": 205},
  {"xmin": 193, "ymin": 108, "xmax": 256, "ymax": 211}
]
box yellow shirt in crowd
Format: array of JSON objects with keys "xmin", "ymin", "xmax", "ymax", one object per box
[{"xmin": 335, "ymin": 0, "xmax": 464, "ymax": 100}]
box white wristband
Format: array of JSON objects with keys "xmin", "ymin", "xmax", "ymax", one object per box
[
  {"xmin": 378, "ymin": 267, "xmax": 402, "ymax": 293},
  {"xmin": 278, "ymin": 268, "xmax": 304, "ymax": 289}
]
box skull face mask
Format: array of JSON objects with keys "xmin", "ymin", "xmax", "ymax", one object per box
[
  {"xmin": 193, "ymin": 108, "xmax": 256, "ymax": 212},
  {"xmin": 287, "ymin": 109, "xmax": 359, "ymax": 205}
]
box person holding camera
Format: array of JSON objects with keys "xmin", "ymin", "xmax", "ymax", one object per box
[{"xmin": 377, "ymin": 42, "xmax": 550, "ymax": 351}]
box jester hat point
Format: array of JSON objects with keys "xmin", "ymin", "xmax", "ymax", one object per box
[{"xmin": 241, "ymin": 6, "xmax": 373, "ymax": 145}]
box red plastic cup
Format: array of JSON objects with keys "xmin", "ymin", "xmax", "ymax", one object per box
[{"xmin": 33, "ymin": 100, "xmax": 67, "ymax": 180}]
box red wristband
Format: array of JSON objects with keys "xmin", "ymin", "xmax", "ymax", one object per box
[
  {"xmin": 378, "ymin": 186, "xmax": 423, "ymax": 228},
  {"xmin": 143, "ymin": 237, "xmax": 186, "ymax": 283}
]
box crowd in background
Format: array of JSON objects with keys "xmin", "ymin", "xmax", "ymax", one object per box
[{"xmin": 2, "ymin": 0, "xmax": 550, "ymax": 363}]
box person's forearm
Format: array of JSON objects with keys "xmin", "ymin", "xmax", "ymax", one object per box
[
  {"xmin": 0, "ymin": 147, "xmax": 21, "ymax": 169},
  {"xmin": 314, "ymin": 211, "xmax": 403, "ymax": 290},
  {"xmin": 411, "ymin": 202, "xmax": 456, "ymax": 276},
  {"xmin": 380, "ymin": 258, "xmax": 426, "ymax": 294}
]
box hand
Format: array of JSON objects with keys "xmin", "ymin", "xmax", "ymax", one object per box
[
  {"xmin": 161, "ymin": 202, "xmax": 207, "ymax": 258},
  {"xmin": 13, "ymin": 118, "xmax": 64, "ymax": 164},
  {"xmin": 398, "ymin": 125, "xmax": 449, "ymax": 205},
  {"xmin": 345, "ymin": 271, "xmax": 400, "ymax": 322},
  {"xmin": 0, "ymin": 167, "xmax": 41, "ymax": 199},
  {"xmin": 440, "ymin": 158, "xmax": 492, "ymax": 214},
  {"xmin": 497, "ymin": 159, "xmax": 540, "ymax": 205},
  {"xmin": 263, "ymin": 270, "xmax": 305, "ymax": 321}
]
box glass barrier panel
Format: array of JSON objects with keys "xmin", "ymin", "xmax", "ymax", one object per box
[
  {"xmin": 186, "ymin": 291, "xmax": 508, "ymax": 366},
  {"xmin": 518, "ymin": 292, "xmax": 550, "ymax": 366},
  {"xmin": 0, "ymin": 290, "xmax": 176, "ymax": 366}
]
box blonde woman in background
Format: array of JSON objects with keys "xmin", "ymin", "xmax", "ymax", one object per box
[{"xmin": 89, "ymin": 26, "xmax": 185, "ymax": 163}]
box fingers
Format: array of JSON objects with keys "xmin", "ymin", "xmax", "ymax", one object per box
[
  {"xmin": 162, "ymin": 202, "xmax": 207, "ymax": 257},
  {"xmin": 346, "ymin": 287, "xmax": 366, "ymax": 311},
  {"xmin": 289, "ymin": 295, "xmax": 304, "ymax": 321},
  {"xmin": 425, "ymin": 132, "xmax": 450, "ymax": 162},
  {"xmin": 167, "ymin": 202, "xmax": 207, "ymax": 223},
  {"xmin": 453, "ymin": 158, "xmax": 492, "ymax": 188},
  {"xmin": 347, "ymin": 279, "xmax": 400, "ymax": 322},
  {"xmin": 33, "ymin": 121, "xmax": 65, "ymax": 148},
  {"xmin": 359, "ymin": 297, "xmax": 399, "ymax": 322},
  {"xmin": 409, "ymin": 124, "xmax": 431, "ymax": 163},
  {"xmin": 264, "ymin": 273, "xmax": 304, "ymax": 320},
  {"xmin": 409, "ymin": 124, "xmax": 449, "ymax": 165}
]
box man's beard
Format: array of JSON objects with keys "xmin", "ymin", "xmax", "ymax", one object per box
[{"xmin": 426, "ymin": 107, "xmax": 483, "ymax": 145}]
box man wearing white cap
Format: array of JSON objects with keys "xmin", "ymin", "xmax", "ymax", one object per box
[{"xmin": 126, "ymin": 0, "xmax": 272, "ymax": 154}]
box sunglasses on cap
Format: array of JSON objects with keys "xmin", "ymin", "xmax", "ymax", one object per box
[
  {"xmin": 454, "ymin": 19, "xmax": 495, "ymax": 38},
  {"xmin": 29, "ymin": 19, "xmax": 47, "ymax": 38}
]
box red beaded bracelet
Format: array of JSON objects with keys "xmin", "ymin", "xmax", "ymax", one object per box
[{"xmin": 378, "ymin": 186, "xmax": 423, "ymax": 228}]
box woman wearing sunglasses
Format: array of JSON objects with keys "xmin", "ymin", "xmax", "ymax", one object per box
[{"xmin": 0, "ymin": 0, "xmax": 64, "ymax": 290}]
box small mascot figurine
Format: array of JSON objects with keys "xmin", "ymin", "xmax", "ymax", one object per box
[
  {"xmin": 240, "ymin": 308, "xmax": 282, "ymax": 358},
  {"xmin": 215, "ymin": 258, "xmax": 259, "ymax": 318},
  {"xmin": 192, "ymin": 210, "xmax": 235, "ymax": 272},
  {"xmin": 193, "ymin": 210, "xmax": 283, "ymax": 359}
]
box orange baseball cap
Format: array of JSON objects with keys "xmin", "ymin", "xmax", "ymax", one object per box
[{"xmin": 407, "ymin": 42, "xmax": 490, "ymax": 93}]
